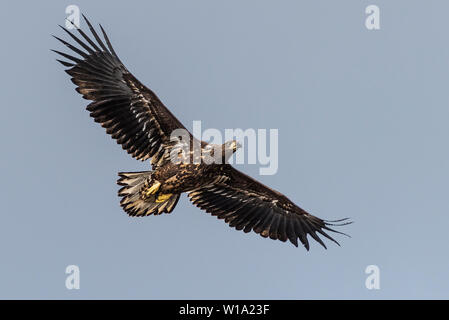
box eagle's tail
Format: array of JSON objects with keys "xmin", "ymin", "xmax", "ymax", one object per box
[{"xmin": 117, "ymin": 171, "xmax": 180, "ymax": 217}]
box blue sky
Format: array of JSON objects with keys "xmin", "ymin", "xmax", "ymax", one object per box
[{"xmin": 0, "ymin": 1, "xmax": 448, "ymax": 299}]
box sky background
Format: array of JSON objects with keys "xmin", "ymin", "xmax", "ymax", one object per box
[{"xmin": 1, "ymin": 0, "xmax": 448, "ymax": 299}]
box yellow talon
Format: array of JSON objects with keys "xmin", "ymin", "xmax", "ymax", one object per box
[
  {"xmin": 156, "ymin": 193, "xmax": 173, "ymax": 203},
  {"xmin": 144, "ymin": 181, "xmax": 161, "ymax": 196}
]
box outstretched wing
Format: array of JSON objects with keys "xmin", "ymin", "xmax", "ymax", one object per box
[
  {"xmin": 188, "ymin": 165, "xmax": 351, "ymax": 250},
  {"xmin": 53, "ymin": 15, "xmax": 193, "ymax": 167}
]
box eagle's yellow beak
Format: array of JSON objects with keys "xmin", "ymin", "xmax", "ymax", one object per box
[{"xmin": 231, "ymin": 141, "xmax": 242, "ymax": 152}]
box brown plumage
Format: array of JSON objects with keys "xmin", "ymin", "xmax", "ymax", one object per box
[{"xmin": 54, "ymin": 15, "xmax": 351, "ymax": 250}]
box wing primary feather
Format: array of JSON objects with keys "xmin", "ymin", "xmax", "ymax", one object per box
[
  {"xmin": 277, "ymin": 216, "xmax": 288, "ymax": 242},
  {"xmin": 315, "ymin": 229, "xmax": 341, "ymax": 246},
  {"xmin": 56, "ymin": 59, "xmax": 74, "ymax": 67},
  {"xmin": 253, "ymin": 208, "xmax": 275, "ymax": 236},
  {"xmin": 242, "ymin": 209, "xmax": 266, "ymax": 233},
  {"xmin": 322, "ymin": 225, "xmax": 351, "ymax": 238},
  {"xmin": 300, "ymin": 218, "xmax": 326, "ymax": 249},
  {"xmin": 82, "ymin": 14, "xmax": 109, "ymax": 52},
  {"xmin": 285, "ymin": 218, "xmax": 298, "ymax": 247},
  {"xmin": 99, "ymin": 24, "xmax": 121, "ymax": 61},
  {"xmin": 323, "ymin": 218, "xmax": 353, "ymax": 226},
  {"xmin": 230, "ymin": 204, "xmax": 259, "ymax": 229},
  {"xmin": 52, "ymin": 35, "xmax": 88, "ymax": 58},
  {"xmin": 296, "ymin": 219, "xmax": 310, "ymax": 251},
  {"xmin": 268, "ymin": 214, "xmax": 281, "ymax": 240},
  {"xmin": 67, "ymin": 17, "xmax": 103, "ymax": 52},
  {"xmin": 51, "ymin": 50, "xmax": 83, "ymax": 63},
  {"xmin": 309, "ymin": 231, "xmax": 327, "ymax": 249},
  {"xmin": 57, "ymin": 25, "xmax": 95, "ymax": 54}
]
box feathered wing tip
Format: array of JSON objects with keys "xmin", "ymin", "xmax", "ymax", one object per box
[
  {"xmin": 117, "ymin": 171, "xmax": 180, "ymax": 217},
  {"xmin": 53, "ymin": 15, "xmax": 166, "ymax": 161},
  {"xmin": 189, "ymin": 185, "xmax": 353, "ymax": 251},
  {"xmin": 52, "ymin": 14, "xmax": 122, "ymax": 67},
  {"xmin": 324, "ymin": 217, "xmax": 353, "ymax": 226},
  {"xmin": 296, "ymin": 216, "xmax": 353, "ymax": 251}
]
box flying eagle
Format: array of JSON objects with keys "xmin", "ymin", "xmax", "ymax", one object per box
[{"xmin": 53, "ymin": 16, "xmax": 351, "ymax": 250}]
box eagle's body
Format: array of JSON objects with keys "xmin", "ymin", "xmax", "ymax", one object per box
[
  {"xmin": 54, "ymin": 16, "xmax": 351, "ymax": 250},
  {"xmin": 144, "ymin": 162, "xmax": 222, "ymax": 199}
]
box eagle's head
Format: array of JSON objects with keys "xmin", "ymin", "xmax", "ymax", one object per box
[{"xmin": 204, "ymin": 140, "xmax": 241, "ymax": 164}]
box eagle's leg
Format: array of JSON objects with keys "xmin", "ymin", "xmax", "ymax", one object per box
[
  {"xmin": 156, "ymin": 193, "xmax": 173, "ymax": 203},
  {"xmin": 142, "ymin": 180, "xmax": 173, "ymax": 203},
  {"xmin": 143, "ymin": 180, "xmax": 161, "ymax": 197}
]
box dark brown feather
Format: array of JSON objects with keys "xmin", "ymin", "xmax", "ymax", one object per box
[
  {"xmin": 53, "ymin": 16, "xmax": 196, "ymax": 166},
  {"xmin": 188, "ymin": 165, "xmax": 351, "ymax": 250}
]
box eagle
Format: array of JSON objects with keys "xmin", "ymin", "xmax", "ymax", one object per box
[{"xmin": 53, "ymin": 16, "xmax": 351, "ymax": 250}]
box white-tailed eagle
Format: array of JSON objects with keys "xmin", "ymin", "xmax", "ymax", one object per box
[{"xmin": 53, "ymin": 16, "xmax": 351, "ymax": 250}]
